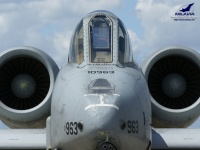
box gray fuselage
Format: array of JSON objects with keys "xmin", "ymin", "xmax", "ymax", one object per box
[
  {"xmin": 48, "ymin": 10, "xmax": 152, "ymax": 150},
  {"xmin": 50, "ymin": 63, "xmax": 151, "ymax": 150}
]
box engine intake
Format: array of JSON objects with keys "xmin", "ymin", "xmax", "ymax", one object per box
[
  {"xmin": 0, "ymin": 47, "xmax": 59, "ymax": 128},
  {"xmin": 142, "ymin": 46, "xmax": 200, "ymax": 128}
]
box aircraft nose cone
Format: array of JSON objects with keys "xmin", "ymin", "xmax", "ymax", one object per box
[{"xmin": 162, "ymin": 73, "xmax": 187, "ymax": 98}]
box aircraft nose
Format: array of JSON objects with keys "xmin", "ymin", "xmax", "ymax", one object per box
[
  {"xmin": 83, "ymin": 79, "xmax": 122, "ymax": 130},
  {"xmin": 83, "ymin": 92, "xmax": 121, "ymax": 133}
]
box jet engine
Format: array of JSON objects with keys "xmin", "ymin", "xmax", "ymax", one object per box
[
  {"xmin": 0, "ymin": 47, "xmax": 59, "ymax": 128},
  {"xmin": 142, "ymin": 46, "xmax": 200, "ymax": 128}
]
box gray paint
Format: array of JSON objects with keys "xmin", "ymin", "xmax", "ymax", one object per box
[{"xmin": 0, "ymin": 10, "xmax": 200, "ymax": 150}]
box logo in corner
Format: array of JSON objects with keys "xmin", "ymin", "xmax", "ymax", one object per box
[{"xmin": 171, "ymin": 3, "xmax": 198, "ymax": 21}]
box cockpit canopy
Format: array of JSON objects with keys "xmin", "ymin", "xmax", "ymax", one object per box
[
  {"xmin": 90, "ymin": 16, "xmax": 112, "ymax": 63},
  {"xmin": 69, "ymin": 10, "xmax": 133, "ymax": 66}
]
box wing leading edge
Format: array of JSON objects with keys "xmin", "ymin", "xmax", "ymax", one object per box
[
  {"xmin": 0, "ymin": 129, "xmax": 46, "ymax": 149},
  {"xmin": 152, "ymin": 128, "xmax": 200, "ymax": 149},
  {"xmin": 1, "ymin": 128, "xmax": 200, "ymax": 149}
]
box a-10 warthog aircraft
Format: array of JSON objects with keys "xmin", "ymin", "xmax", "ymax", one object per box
[{"xmin": 0, "ymin": 10, "xmax": 200, "ymax": 150}]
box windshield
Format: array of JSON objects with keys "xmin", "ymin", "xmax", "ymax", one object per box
[
  {"xmin": 89, "ymin": 16, "xmax": 112, "ymax": 63},
  {"xmin": 118, "ymin": 19, "xmax": 133, "ymax": 65},
  {"xmin": 69, "ymin": 20, "xmax": 84, "ymax": 64}
]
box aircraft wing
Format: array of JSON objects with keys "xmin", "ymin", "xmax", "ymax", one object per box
[
  {"xmin": 0, "ymin": 129, "xmax": 46, "ymax": 150},
  {"xmin": 152, "ymin": 128, "xmax": 200, "ymax": 149},
  {"xmin": 1, "ymin": 128, "xmax": 200, "ymax": 150}
]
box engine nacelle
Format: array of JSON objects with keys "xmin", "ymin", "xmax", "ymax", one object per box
[
  {"xmin": 142, "ymin": 46, "xmax": 200, "ymax": 128},
  {"xmin": 0, "ymin": 46, "xmax": 59, "ymax": 128}
]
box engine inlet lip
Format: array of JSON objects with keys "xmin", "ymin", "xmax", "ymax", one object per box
[
  {"xmin": 0, "ymin": 47, "xmax": 58, "ymax": 121},
  {"xmin": 143, "ymin": 46, "xmax": 200, "ymax": 113}
]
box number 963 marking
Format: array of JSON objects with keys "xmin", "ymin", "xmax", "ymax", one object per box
[
  {"xmin": 127, "ymin": 120, "xmax": 138, "ymax": 134},
  {"xmin": 65, "ymin": 122, "xmax": 78, "ymax": 135}
]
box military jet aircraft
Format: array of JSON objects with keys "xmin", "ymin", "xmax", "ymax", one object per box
[{"xmin": 0, "ymin": 10, "xmax": 200, "ymax": 150}]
